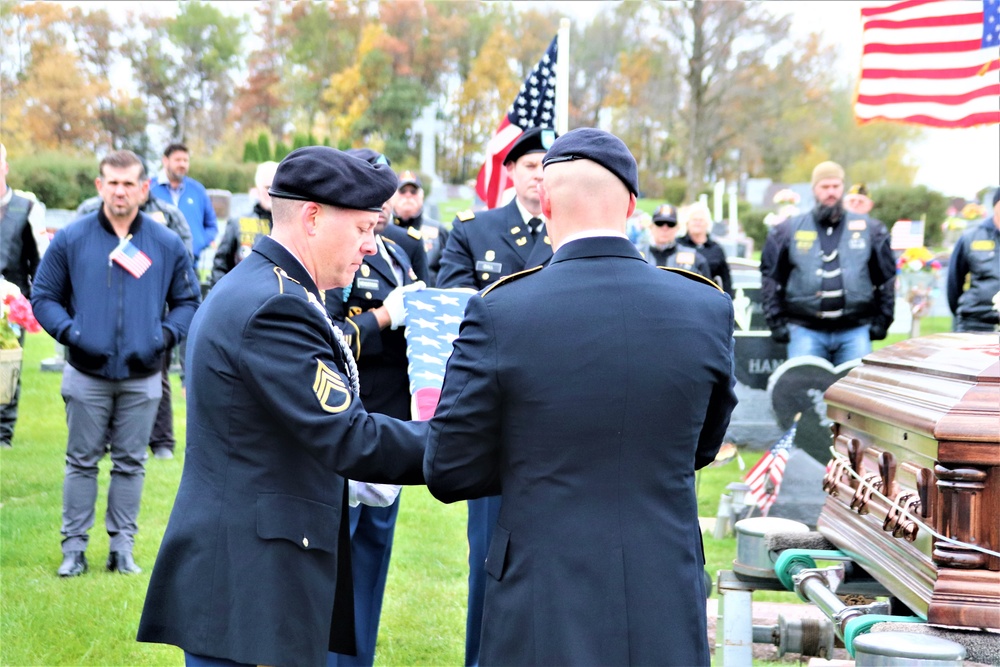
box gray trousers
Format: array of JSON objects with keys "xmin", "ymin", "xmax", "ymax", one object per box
[{"xmin": 60, "ymin": 365, "xmax": 161, "ymax": 553}]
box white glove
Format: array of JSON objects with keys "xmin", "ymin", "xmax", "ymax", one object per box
[
  {"xmin": 348, "ymin": 480, "xmax": 402, "ymax": 508},
  {"xmin": 382, "ymin": 281, "xmax": 426, "ymax": 330}
]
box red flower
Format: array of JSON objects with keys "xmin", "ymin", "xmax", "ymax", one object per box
[{"xmin": 4, "ymin": 294, "xmax": 41, "ymax": 334}]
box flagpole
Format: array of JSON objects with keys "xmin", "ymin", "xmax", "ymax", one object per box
[{"xmin": 556, "ymin": 18, "xmax": 570, "ymax": 135}]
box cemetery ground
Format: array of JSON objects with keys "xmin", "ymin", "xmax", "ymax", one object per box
[{"xmin": 1, "ymin": 321, "xmax": 952, "ymax": 665}]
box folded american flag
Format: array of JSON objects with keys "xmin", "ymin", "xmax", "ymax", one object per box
[
  {"xmin": 744, "ymin": 417, "xmax": 798, "ymax": 515},
  {"xmin": 109, "ymin": 236, "xmax": 152, "ymax": 279},
  {"xmin": 403, "ymin": 288, "xmax": 476, "ymax": 421}
]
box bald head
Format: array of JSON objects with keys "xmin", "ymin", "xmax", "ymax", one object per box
[{"xmin": 540, "ymin": 159, "xmax": 635, "ymax": 250}]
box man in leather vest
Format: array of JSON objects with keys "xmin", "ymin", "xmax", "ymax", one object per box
[
  {"xmin": 761, "ymin": 161, "xmax": 896, "ymax": 365},
  {"xmin": 0, "ymin": 143, "xmax": 42, "ymax": 449},
  {"xmin": 210, "ymin": 161, "xmax": 277, "ymax": 288},
  {"xmin": 947, "ymin": 187, "xmax": 1000, "ymax": 332}
]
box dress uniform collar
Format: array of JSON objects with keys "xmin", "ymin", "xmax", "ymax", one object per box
[
  {"xmin": 254, "ymin": 235, "xmax": 322, "ymax": 298},
  {"xmin": 551, "ymin": 234, "xmax": 640, "ymax": 263},
  {"xmin": 514, "ymin": 198, "xmax": 546, "ymax": 230}
]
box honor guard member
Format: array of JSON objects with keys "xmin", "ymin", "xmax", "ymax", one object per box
[
  {"xmin": 137, "ymin": 146, "xmax": 429, "ymax": 667},
  {"xmin": 425, "ymin": 128, "xmax": 737, "ymax": 665},
  {"xmin": 326, "ymin": 148, "xmax": 425, "ymax": 667},
  {"xmin": 947, "ymin": 187, "xmax": 1000, "ymax": 332},
  {"xmin": 436, "ymin": 125, "xmax": 557, "ymax": 667},
  {"xmin": 209, "ymin": 161, "xmax": 278, "ymax": 287},
  {"xmin": 637, "ymin": 204, "xmax": 713, "ymax": 279},
  {"xmin": 77, "ymin": 164, "xmax": 194, "ymax": 461},
  {"xmin": 0, "ymin": 143, "xmax": 42, "ymax": 449},
  {"xmin": 761, "ymin": 161, "xmax": 896, "ymax": 365},
  {"xmin": 390, "ymin": 170, "xmax": 446, "ymax": 285}
]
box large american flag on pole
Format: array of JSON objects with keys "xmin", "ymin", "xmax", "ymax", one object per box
[
  {"xmin": 475, "ymin": 35, "xmax": 558, "ymax": 209},
  {"xmin": 856, "ymin": 0, "xmax": 1000, "ymax": 128},
  {"xmin": 744, "ymin": 418, "xmax": 798, "ymax": 515},
  {"xmin": 403, "ymin": 288, "xmax": 476, "ymax": 421}
]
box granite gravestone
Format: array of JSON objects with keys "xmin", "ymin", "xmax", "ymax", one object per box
[
  {"xmin": 725, "ymin": 264, "xmax": 787, "ymax": 448},
  {"xmin": 764, "ymin": 356, "xmax": 859, "ymax": 527}
]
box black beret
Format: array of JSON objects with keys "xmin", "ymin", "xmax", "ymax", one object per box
[
  {"xmin": 504, "ymin": 126, "xmax": 558, "ymax": 166},
  {"xmin": 269, "ymin": 146, "xmax": 397, "ymax": 212},
  {"xmin": 542, "ymin": 128, "xmax": 639, "ymax": 196},
  {"xmin": 345, "ymin": 148, "xmax": 391, "ymax": 167}
]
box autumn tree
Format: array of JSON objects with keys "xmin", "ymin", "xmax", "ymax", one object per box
[
  {"xmin": 230, "ymin": 0, "xmax": 287, "ymax": 138},
  {"xmin": 125, "ymin": 1, "xmax": 244, "ymax": 147},
  {"xmin": 644, "ymin": 1, "xmax": 794, "ymax": 201}
]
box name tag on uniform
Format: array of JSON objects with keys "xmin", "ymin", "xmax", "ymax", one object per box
[
  {"xmin": 971, "ymin": 240, "xmax": 996, "ymax": 251},
  {"xmin": 676, "ymin": 251, "xmax": 696, "ymax": 266},
  {"xmin": 355, "ymin": 278, "xmax": 380, "ymax": 291},
  {"xmin": 476, "ymin": 260, "xmax": 502, "ymax": 274}
]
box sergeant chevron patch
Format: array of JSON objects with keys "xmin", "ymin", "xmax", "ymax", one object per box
[{"xmin": 313, "ymin": 359, "xmax": 352, "ymax": 413}]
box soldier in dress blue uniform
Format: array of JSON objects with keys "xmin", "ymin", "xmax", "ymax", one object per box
[
  {"xmin": 138, "ymin": 146, "xmax": 428, "ymax": 667},
  {"xmin": 635, "ymin": 203, "xmax": 714, "ymax": 279},
  {"xmin": 425, "ymin": 128, "xmax": 737, "ymax": 665},
  {"xmin": 390, "ymin": 171, "xmax": 444, "ymax": 285},
  {"xmin": 325, "ymin": 149, "xmax": 425, "ymax": 667},
  {"xmin": 436, "ymin": 126, "xmax": 557, "ymax": 666}
]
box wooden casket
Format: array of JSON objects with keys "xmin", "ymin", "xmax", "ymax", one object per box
[{"xmin": 818, "ymin": 333, "xmax": 1000, "ymax": 631}]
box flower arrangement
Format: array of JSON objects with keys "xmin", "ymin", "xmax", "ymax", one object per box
[
  {"xmin": 765, "ymin": 188, "xmax": 802, "ymax": 227},
  {"xmin": 0, "ymin": 280, "xmax": 41, "ymax": 350},
  {"xmin": 772, "ymin": 189, "xmax": 800, "ymax": 206},
  {"xmin": 896, "ymin": 246, "xmax": 942, "ymax": 274}
]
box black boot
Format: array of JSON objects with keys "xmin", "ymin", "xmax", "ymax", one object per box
[
  {"xmin": 106, "ymin": 551, "xmax": 142, "ymax": 574},
  {"xmin": 57, "ymin": 551, "xmax": 88, "ymax": 577}
]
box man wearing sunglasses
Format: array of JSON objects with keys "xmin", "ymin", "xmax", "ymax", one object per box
[{"xmin": 636, "ymin": 204, "xmax": 713, "ymax": 279}]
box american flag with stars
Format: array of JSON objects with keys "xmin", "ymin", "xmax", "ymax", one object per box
[
  {"xmin": 403, "ymin": 288, "xmax": 476, "ymax": 421},
  {"xmin": 744, "ymin": 417, "xmax": 798, "ymax": 515},
  {"xmin": 856, "ymin": 0, "xmax": 1000, "ymax": 128},
  {"xmin": 109, "ymin": 236, "xmax": 152, "ymax": 279},
  {"xmin": 475, "ymin": 35, "xmax": 558, "ymax": 209}
]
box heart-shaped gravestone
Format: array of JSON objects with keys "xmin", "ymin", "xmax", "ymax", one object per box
[{"xmin": 767, "ymin": 356, "xmax": 860, "ymax": 462}]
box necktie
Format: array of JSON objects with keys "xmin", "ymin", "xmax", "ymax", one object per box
[{"xmin": 528, "ymin": 217, "xmax": 542, "ymax": 241}]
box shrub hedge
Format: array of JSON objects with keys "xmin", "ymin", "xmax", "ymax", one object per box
[{"xmin": 7, "ymin": 152, "xmax": 256, "ymax": 209}]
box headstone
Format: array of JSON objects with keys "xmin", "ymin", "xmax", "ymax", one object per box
[
  {"xmin": 413, "ymin": 106, "xmax": 444, "ymax": 188},
  {"xmin": 724, "ymin": 263, "xmax": 788, "ymax": 448},
  {"xmin": 767, "ymin": 356, "xmax": 859, "ymax": 462}
]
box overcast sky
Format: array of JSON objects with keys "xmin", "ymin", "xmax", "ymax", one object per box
[{"xmin": 87, "ymin": 0, "xmax": 999, "ymax": 199}]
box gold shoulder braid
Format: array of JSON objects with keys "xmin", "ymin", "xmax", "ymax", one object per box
[
  {"xmin": 481, "ymin": 265, "xmax": 544, "ymax": 297},
  {"xmin": 658, "ymin": 266, "xmax": 723, "ymax": 292}
]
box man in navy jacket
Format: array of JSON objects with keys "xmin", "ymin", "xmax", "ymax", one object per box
[
  {"xmin": 32, "ymin": 150, "xmax": 200, "ymax": 578},
  {"xmin": 426, "ymin": 129, "xmax": 737, "ymax": 665}
]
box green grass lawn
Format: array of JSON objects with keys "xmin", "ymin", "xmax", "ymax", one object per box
[{"xmin": 3, "ymin": 321, "xmax": 955, "ymax": 665}]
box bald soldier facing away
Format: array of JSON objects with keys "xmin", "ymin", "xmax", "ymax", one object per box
[
  {"xmin": 425, "ymin": 129, "xmax": 738, "ymax": 665},
  {"xmin": 138, "ymin": 147, "xmax": 428, "ymax": 667}
]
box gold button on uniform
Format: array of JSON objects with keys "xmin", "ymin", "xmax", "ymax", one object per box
[{"xmin": 302, "ymin": 537, "xmax": 309, "ymax": 548}]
